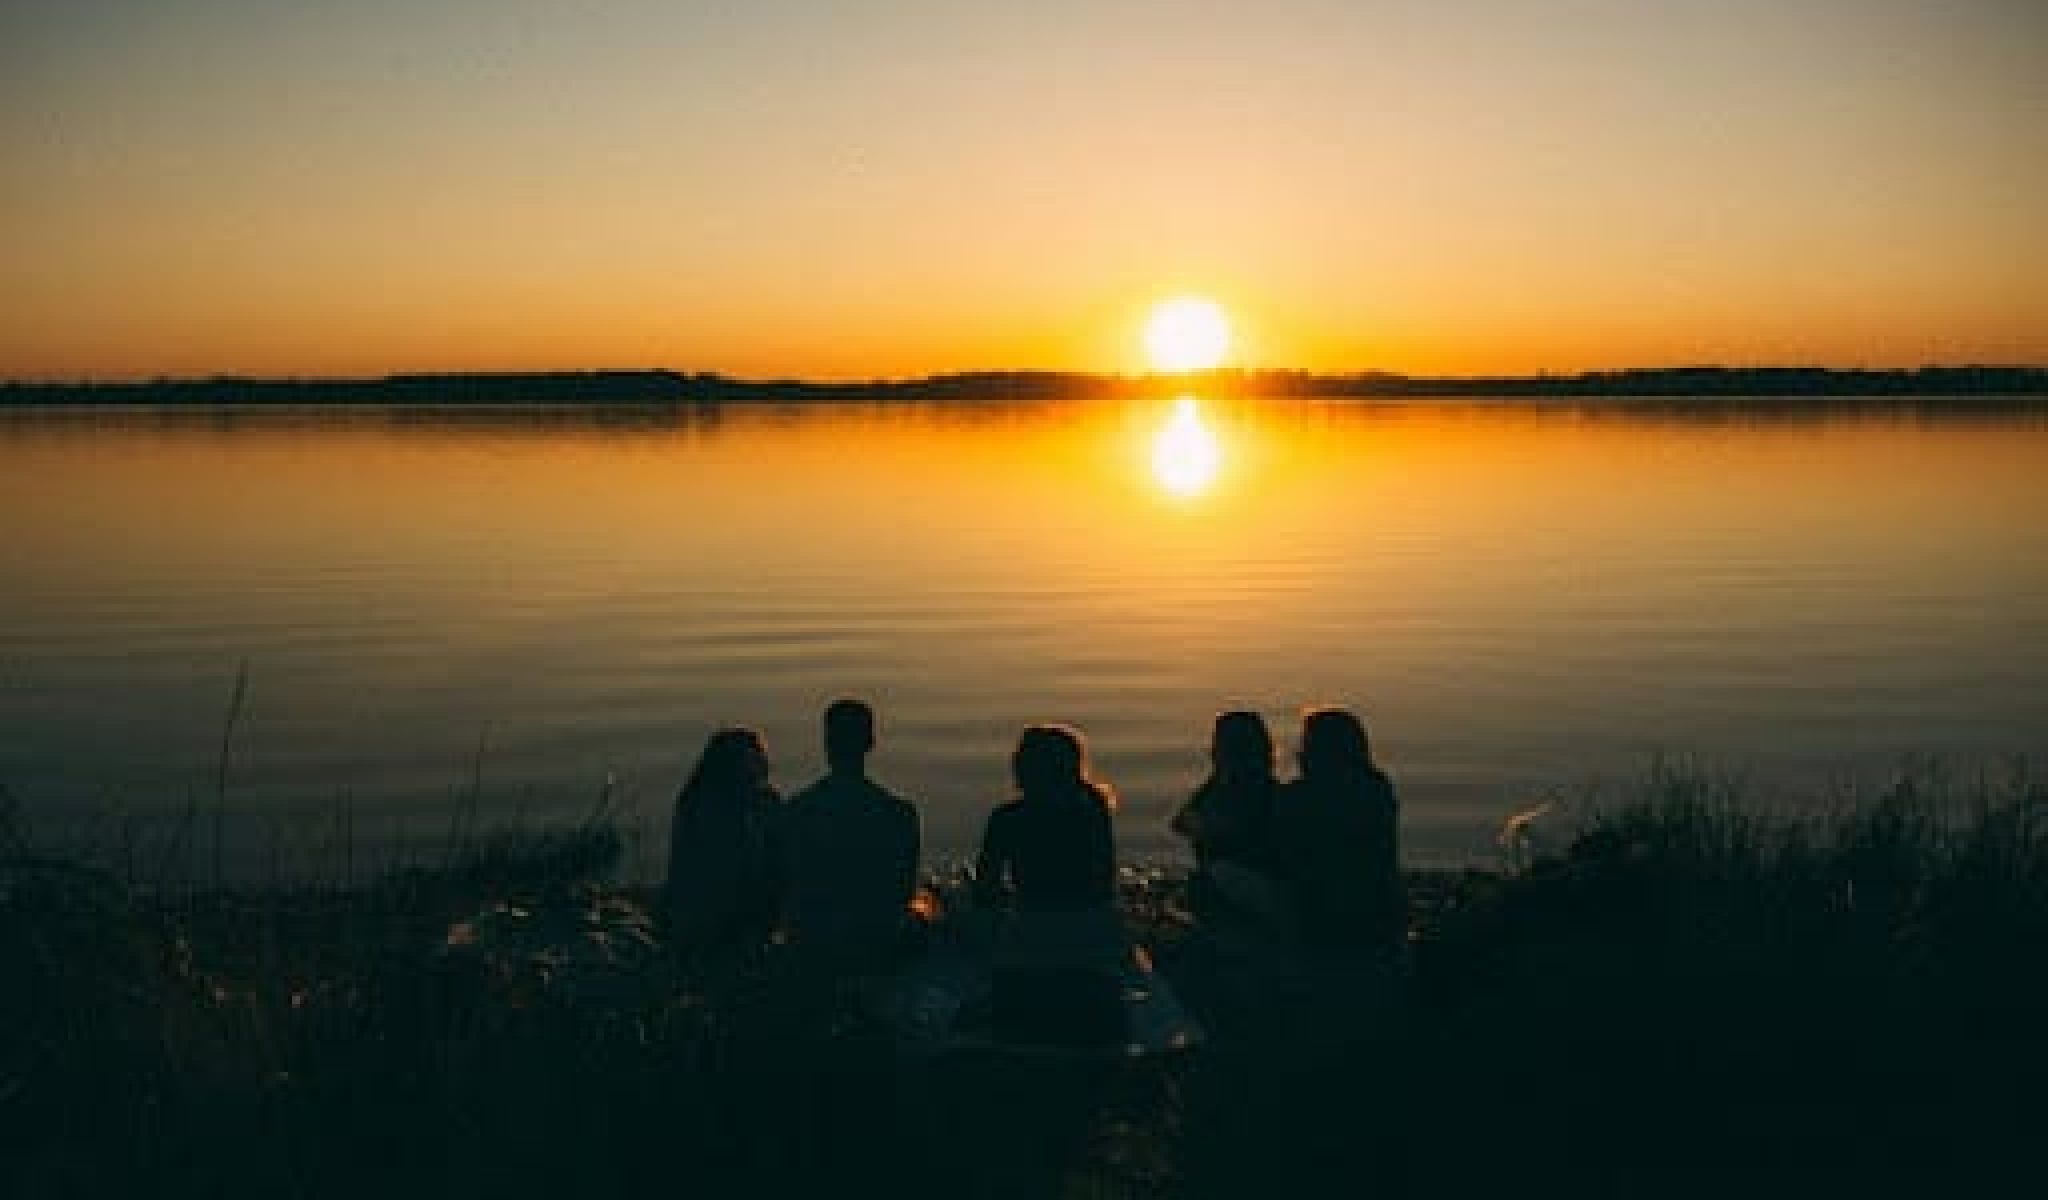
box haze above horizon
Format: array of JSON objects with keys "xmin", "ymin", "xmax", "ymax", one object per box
[{"xmin": 4, "ymin": 1, "xmax": 2044, "ymax": 380}]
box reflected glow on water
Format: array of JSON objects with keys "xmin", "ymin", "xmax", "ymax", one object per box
[
  {"xmin": 1150, "ymin": 396, "xmax": 1222, "ymax": 498},
  {"xmin": 2, "ymin": 398, "xmax": 2045, "ymax": 875}
]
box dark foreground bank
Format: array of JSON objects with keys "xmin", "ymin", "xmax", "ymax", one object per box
[{"xmin": 6, "ymin": 761, "xmax": 2046, "ymax": 1199}]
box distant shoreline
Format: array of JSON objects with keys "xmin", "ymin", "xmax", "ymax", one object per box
[{"xmin": 4, "ymin": 365, "xmax": 2047, "ymax": 408}]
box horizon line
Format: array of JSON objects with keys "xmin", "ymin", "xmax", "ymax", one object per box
[{"xmin": 6, "ymin": 363, "xmax": 2047, "ymax": 390}]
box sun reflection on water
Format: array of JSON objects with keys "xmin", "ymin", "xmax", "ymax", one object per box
[{"xmin": 1150, "ymin": 395, "xmax": 1222, "ymax": 498}]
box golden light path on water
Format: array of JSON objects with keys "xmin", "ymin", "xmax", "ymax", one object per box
[{"xmin": 1149, "ymin": 395, "xmax": 1223, "ymax": 498}]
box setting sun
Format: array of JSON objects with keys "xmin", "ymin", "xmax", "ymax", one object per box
[{"xmin": 1144, "ymin": 298, "xmax": 1232, "ymax": 373}]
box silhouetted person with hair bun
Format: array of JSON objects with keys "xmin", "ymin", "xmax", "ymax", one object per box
[
  {"xmin": 783, "ymin": 698, "xmax": 921, "ymax": 976},
  {"xmin": 664, "ymin": 727, "xmax": 784, "ymax": 966},
  {"xmin": 973, "ymin": 724, "xmax": 1126, "ymax": 1046},
  {"xmin": 1270, "ymin": 707, "xmax": 1405, "ymax": 951}
]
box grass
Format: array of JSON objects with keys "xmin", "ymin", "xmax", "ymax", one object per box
[
  {"xmin": 1406, "ymin": 757, "xmax": 2048, "ymax": 1198},
  {"xmin": 4, "ymin": 758, "xmax": 2045, "ymax": 1198}
]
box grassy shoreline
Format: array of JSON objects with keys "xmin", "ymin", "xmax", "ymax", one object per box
[{"xmin": 7, "ymin": 760, "xmax": 2044, "ymax": 1197}]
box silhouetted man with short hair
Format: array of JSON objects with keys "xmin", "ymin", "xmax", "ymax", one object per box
[{"xmin": 782, "ymin": 698, "xmax": 921, "ymax": 975}]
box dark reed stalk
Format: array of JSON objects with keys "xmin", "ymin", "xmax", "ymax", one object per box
[{"xmin": 213, "ymin": 660, "xmax": 250, "ymax": 888}]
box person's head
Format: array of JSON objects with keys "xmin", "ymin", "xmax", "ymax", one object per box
[
  {"xmin": 1012, "ymin": 723, "xmax": 1099, "ymax": 805},
  {"xmin": 1298, "ymin": 707, "xmax": 1374, "ymax": 781},
  {"xmin": 681, "ymin": 726, "xmax": 770, "ymax": 810},
  {"xmin": 823, "ymin": 697, "xmax": 876, "ymax": 772},
  {"xmin": 1210, "ymin": 710, "xmax": 1276, "ymax": 783}
]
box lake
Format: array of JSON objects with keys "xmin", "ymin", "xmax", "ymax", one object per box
[{"xmin": 3, "ymin": 396, "xmax": 2044, "ymax": 878}]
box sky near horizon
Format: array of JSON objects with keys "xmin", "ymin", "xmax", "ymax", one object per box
[{"xmin": 3, "ymin": 0, "xmax": 2044, "ymax": 380}]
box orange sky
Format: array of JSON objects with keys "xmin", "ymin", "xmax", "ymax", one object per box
[{"xmin": 3, "ymin": 1, "xmax": 2044, "ymax": 380}]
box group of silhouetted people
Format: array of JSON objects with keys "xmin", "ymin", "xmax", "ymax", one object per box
[{"xmin": 664, "ymin": 698, "xmax": 1403, "ymax": 1045}]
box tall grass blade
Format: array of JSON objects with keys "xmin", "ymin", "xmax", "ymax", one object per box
[{"xmin": 213, "ymin": 659, "xmax": 250, "ymax": 887}]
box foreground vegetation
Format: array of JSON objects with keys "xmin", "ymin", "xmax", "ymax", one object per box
[{"xmin": 6, "ymin": 760, "xmax": 2045, "ymax": 1198}]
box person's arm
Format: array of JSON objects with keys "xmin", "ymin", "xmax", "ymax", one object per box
[
  {"xmin": 896, "ymin": 804, "xmax": 921, "ymax": 912},
  {"xmin": 664, "ymin": 793, "xmax": 691, "ymax": 907},
  {"xmin": 755, "ymin": 794, "xmax": 791, "ymax": 933},
  {"xmin": 1363, "ymin": 776, "xmax": 1405, "ymax": 941},
  {"xmin": 972, "ymin": 809, "xmax": 1010, "ymax": 906},
  {"xmin": 1088, "ymin": 801, "xmax": 1118, "ymax": 903},
  {"xmin": 1368, "ymin": 777, "xmax": 1402, "ymax": 886}
]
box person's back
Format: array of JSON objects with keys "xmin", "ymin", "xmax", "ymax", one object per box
[
  {"xmin": 977, "ymin": 793, "xmax": 1115, "ymax": 912},
  {"xmin": 1270, "ymin": 709, "xmax": 1405, "ymax": 950},
  {"xmin": 1272, "ymin": 772, "xmax": 1400, "ymax": 945},
  {"xmin": 781, "ymin": 699, "xmax": 920, "ymax": 973},
  {"xmin": 784, "ymin": 772, "xmax": 918, "ymax": 967}
]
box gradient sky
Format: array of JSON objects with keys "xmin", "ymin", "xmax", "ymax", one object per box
[{"xmin": 4, "ymin": 0, "xmax": 2044, "ymax": 379}]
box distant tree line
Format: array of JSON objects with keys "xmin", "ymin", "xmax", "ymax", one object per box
[{"xmin": 3, "ymin": 364, "xmax": 2044, "ymax": 407}]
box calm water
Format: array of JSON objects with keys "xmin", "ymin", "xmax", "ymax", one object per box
[{"xmin": 3, "ymin": 397, "xmax": 2045, "ymax": 876}]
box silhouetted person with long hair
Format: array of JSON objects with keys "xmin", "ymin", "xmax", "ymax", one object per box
[
  {"xmin": 974, "ymin": 724, "xmax": 1125, "ymax": 1046},
  {"xmin": 976, "ymin": 725, "xmax": 1116, "ymax": 911},
  {"xmin": 1171, "ymin": 710, "xmax": 1289, "ymax": 936},
  {"xmin": 1173, "ymin": 710, "xmax": 1279, "ymax": 871},
  {"xmin": 1270, "ymin": 707, "xmax": 1405, "ymax": 950},
  {"xmin": 664, "ymin": 727, "xmax": 783, "ymax": 965},
  {"xmin": 783, "ymin": 698, "xmax": 920, "ymax": 975}
]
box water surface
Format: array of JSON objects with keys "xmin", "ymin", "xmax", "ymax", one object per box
[{"xmin": 3, "ymin": 397, "xmax": 2043, "ymax": 875}]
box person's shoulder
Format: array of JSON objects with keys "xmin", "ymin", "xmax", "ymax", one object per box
[
  {"xmin": 1210, "ymin": 775, "xmax": 1275, "ymax": 808},
  {"xmin": 979, "ymin": 801, "xmax": 1023, "ymax": 852},
  {"xmin": 859, "ymin": 776, "xmax": 911, "ymax": 806},
  {"xmin": 1084, "ymin": 785, "xmax": 1115, "ymax": 819},
  {"xmin": 880, "ymin": 785, "xmax": 918, "ymax": 825},
  {"xmin": 852, "ymin": 777, "xmax": 917, "ymax": 827},
  {"xmin": 1273, "ymin": 777, "xmax": 1337, "ymax": 825},
  {"xmin": 787, "ymin": 777, "xmax": 832, "ymax": 811},
  {"xmin": 985, "ymin": 799, "xmax": 1025, "ymax": 827}
]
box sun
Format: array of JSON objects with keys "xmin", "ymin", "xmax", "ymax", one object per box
[{"xmin": 1143, "ymin": 297, "xmax": 1231, "ymax": 373}]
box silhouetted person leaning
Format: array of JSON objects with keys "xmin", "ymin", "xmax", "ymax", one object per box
[
  {"xmin": 974, "ymin": 724, "xmax": 1127, "ymax": 1047},
  {"xmin": 1172, "ymin": 710, "xmax": 1282, "ymax": 920},
  {"xmin": 782, "ymin": 698, "xmax": 921, "ymax": 976},
  {"xmin": 1269, "ymin": 707, "xmax": 1406, "ymax": 952},
  {"xmin": 665, "ymin": 727, "xmax": 784, "ymax": 969}
]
